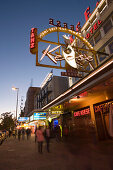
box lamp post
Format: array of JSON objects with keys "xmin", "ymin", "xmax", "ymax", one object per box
[{"xmin": 12, "ymin": 87, "xmax": 19, "ymax": 120}]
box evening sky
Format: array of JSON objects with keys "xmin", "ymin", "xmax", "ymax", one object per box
[{"xmin": 0, "ymin": 0, "xmax": 98, "ymax": 117}]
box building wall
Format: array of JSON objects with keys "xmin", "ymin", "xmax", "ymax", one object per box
[
  {"xmin": 81, "ymin": 0, "xmax": 113, "ymax": 66},
  {"xmin": 36, "ymin": 76, "xmax": 69, "ymax": 109},
  {"xmin": 25, "ymin": 87, "xmax": 40, "ymax": 116}
]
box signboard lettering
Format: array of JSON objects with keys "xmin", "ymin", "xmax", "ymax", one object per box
[{"xmin": 74, "ymin": 108, "xmax": 90, "ymax": 117}]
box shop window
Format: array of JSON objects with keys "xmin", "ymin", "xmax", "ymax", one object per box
[
  {"xmin": 103, "ymin": 19, "xmax": 112, "ymax": 34},
  {"xmin": 94, "ymin": 31, "xmax": 101, "ymax": 44},
  {"xmin": 108, "ymin": 41, "xmax": 113, "ymax": 54},
  {"xmin": 98, "ymin": 48, "xmax": 107, "ymax": 62}
]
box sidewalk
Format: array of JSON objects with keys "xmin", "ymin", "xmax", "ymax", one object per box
[{"xmin": 0, "ymin": 134, "xmax": 113, "ymax": 170}]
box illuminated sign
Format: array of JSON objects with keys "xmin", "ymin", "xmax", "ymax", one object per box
[
  {"xmin": 61, "ymin": 69, "xmax": 82, "ymax": 78},
  {"xmin": 34, "ymin": 112, "xmax": 46, "ymax": 120},
  {"xmin": 18, "ymin": 117, "xmax": 29, "ymax": 122},
  {"xmin": 51, "ymin": 111, "xmax": 63, "ymax": 114},
  {"xmin": 39, "ymin": 29, "xmax": 94, "ymax": 71},
  {"xmin": 49, "ymin": 18, "xmax": 81, "ymax": 32},
  {"xmin": 53, "ymin": 119, "xmax": 58, "ymax": 126},
  {"xmin": 74, "ymin": 107, "xmax": 90, "ymax": 117},
  {"xmin": 94, "ymin": 101, "xmax": 113, "ymax": 114},
  {"xmin": 86, "ymin": 20, "xmax": 102, "ymax": 39},
  {"xmin": 30, "ymin": 28, "xmax": 37, "ymax": 54},
  {"xmin": 30, "ymin": 115, "xmax": 33, "ymax": 121}
]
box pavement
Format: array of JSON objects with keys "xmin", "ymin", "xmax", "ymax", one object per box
[{"xmin": 0, "ymin": 134, "xmax": 113, "ymax": 170}]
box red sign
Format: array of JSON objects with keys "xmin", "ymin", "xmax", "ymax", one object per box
[
  {"xmin": 94, "ymin": 102, "xmax": 112, "ymax": 114},
  {"xmin": 74, "ymin": 108, "xmax": 90, "ymax": 117},
  {"xmin": 86, "ymin": 20, "xmax": 102, "ymax": 39},
  {"xmin": 30, "ymin": 28, "xmax": 37, "ymax": 54}
]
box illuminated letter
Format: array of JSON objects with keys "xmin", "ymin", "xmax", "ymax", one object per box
[
  {"xmin": 84, "ymin": 7, "xmax": 91, "ymax": 21},
  {"xmin": 76, "ymin": 21, "xmax": 81, "ymax": 32},
  {"xmin": 98, "ymin": 20, "xmax": 102, "ymax": 25},
  {"xmin": 57, "ymin": 21, "xmax": 61, "ymax": 27},
  {"xmin": 63, "ymin": 23, "xmax": 68, "ymax": 28},
  {"xmin": 90, "ymin": 27, "xmax": 93, "ymax": 34},
  {"xmin": 49, "ymin": 18, "xmax": 54, "ymax": 25},
  {"xmin": 93, "ymin": 23, "xmax": 98, "ymax": 30},
  {"xmin": 86, "ymin": 33, "xmax": 90, "ymax": 39},
  {"xmin": 70, "ymin": 25, "xmax": 74, "ymax": 31}
]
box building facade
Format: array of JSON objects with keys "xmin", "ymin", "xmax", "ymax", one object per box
[
  {"xmin": 24, "ymin": 87, "xmax": 40, "ymax": 116},
  {"xmin": 35, "ymin": 75, "xmax": 69, "ymax": 110},
  {"xmin": 42, "ymin": 0, "xmax": 113, "ymax": 141}
]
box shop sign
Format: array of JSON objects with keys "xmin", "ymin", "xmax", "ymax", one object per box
[
  {"xmin": 94, "ymin": 101, "xmax": 113, "ymax": 114},
  {"xmin": 34, "ymin": 112, "xmax": 46, "ymax": 120},
  {"xmin": 30, "ymin": 28, "xmax": 37, "ymax": 54},
  {"xmin": 18, "ymin": 117, "xmax": 29, "ymax": 122},
  {"xmin": 51, "ymin": 111, "xmax": 63, "ymax": 114},
  {"xmin": 61, "ymin": 69, "xmax": 82, "ymax": 78},
  {"xmin": 74, "ymin": 108, "xmax": 90, "ymax": 117},
  {"xmin": 30, "ymin": 115, "xmax": 33, "ymax": 121}
]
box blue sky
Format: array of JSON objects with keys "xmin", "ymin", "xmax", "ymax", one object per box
[{"xmin": 0, "ymin": 0, "xmax": 98, "ymax": 117}]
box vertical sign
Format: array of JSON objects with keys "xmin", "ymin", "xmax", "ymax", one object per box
[{"xmin": 30, "ymin": 28, "xmax": 37, "ymax": 54}]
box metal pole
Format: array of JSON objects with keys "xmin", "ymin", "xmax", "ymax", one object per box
[{"xmin": 16, "ymin": 88, "xmax": 19, "ymax": 120}]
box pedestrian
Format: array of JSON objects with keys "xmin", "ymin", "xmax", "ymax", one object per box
[
  {"xmin": 63, "ymin": 125, "xmax": 69, "ymax": 141},
  {"xmin": 35, "ymin": 126, "xmax": 37, "ymax": 143},
  {"xmin": 36, "ymin": 126, "xmax": 44, "ymax": 153},
  {"xmin": 26, "ymin": 128, "xmax": 30, "ymax": 140},
  {"xmin": 55, "ymin": 125, "xmax": 61, "ymax": 142},
  {"xmin": 44, "ymin": 126, "xmax": 51, "ymax": 153},
  {"xmin": 18, "ymin": 129, "xmax": 21, "ymax": 141},
  {"xmin": 22, "ymin": 128, "xmax": 25, "ymax": 140}
]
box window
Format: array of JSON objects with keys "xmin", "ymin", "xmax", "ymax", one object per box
[
  {"xmin": 103, "ymin": 20, "xmax": 112, "ymax": 34},
  {"xmin": 89, "ymin": 39, "xmax": 94, "ymax": 47},
  {"xmin": 94, "ymin": 31, "xmax": 101, "ymax": 44},
  {"xmin": 108, "ymin": 41, "xmax": 113, "ymax": 54},
  {"xmin": 98, "ymin": 48, "xmax": 107, "ymax": 63}
]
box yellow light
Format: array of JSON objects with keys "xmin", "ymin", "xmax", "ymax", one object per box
[{"xmin": 48, "ymin": 117, "xmax": 52, "ymax": 122}]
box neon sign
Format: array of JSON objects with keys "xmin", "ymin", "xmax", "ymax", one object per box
[
  {"xmin": 94, "ymin": 101, "xmax": 113, "ymax": 114},
  {"xmin": 86, "ymin": 20, "xmax": 102, "ymax": 39},
  {"xmin": 30, "ymin": 28, "xmax": 37, "ymax": 54},
  {"xmin": 74, "ymin": 108, "xmax": 90, "ymax": 117}
]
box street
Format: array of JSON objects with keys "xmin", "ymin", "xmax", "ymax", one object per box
[{"xmin": 0, "ymin": 134, "xmax": 113, "ymax": 170}]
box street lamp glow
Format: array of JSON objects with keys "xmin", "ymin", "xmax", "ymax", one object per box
[{"xmin": 12, "ymin": 87, "xmax": 19, "ymax": 91}]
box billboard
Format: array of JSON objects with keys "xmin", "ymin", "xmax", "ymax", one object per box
[
  {"xmin": 18, "ymin": 117, "xmax": 29, "ymax": 122},
  {"xmin": 34, "ymin": 112, "xmax": 46, "ymax": 120}
]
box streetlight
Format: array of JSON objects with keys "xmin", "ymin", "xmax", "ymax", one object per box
[{"xmin": 12, "ymin": 87, "xmax": 19, "ymax": 120}]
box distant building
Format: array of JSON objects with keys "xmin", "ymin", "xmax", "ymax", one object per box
[
  {"xmin": 24, "ymin": 87, "xmax": 40, "ymax": 116},
  {"xmin": 35, "ymin": 75, "xmax": 69, "ymax": 109}
]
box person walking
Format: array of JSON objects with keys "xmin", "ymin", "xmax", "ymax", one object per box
[
  {"xmin": 36, "ymin": 126, "xmax": 44, "ymax": 153},
  {"xmin": 22, "ymin": 128, "xmax": 25, "ymax": 140},
  {"xmin": 44, "ymin": 126, "xmax": 51, "ymax": 153},
  {"xmin": 18, "ymin": 129, "xmax": 21, "ymax": 141}
]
